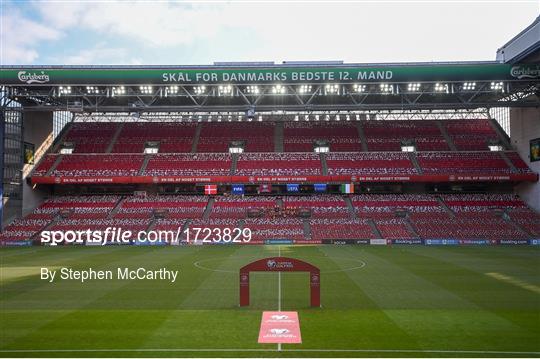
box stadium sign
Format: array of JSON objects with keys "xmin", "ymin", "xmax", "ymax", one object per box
[{"xmin": 2, "ymin": 63, "xmax": 538, "ymax": 85}]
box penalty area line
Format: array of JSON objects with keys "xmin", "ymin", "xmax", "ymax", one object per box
[{"xmin": 0, "ymin": 348, "xmax": 539, "ymax": 355}]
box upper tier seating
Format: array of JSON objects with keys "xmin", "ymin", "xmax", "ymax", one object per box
[
  {"xmin": 51, "ymin": 154, "xmax": 144, "ymax": 177},
  {"xmin": 197, "ymin": 122, "xmax": 275, "ymax": 152},
  {"xmin": 236, "ymin": 153, "xmax": 322, "ymax": 176},
  {"xmin": 283, "ymin": 122, "xmax": 362, "ymax": 152},
  {"xmin": 65, "ymin": 122, "xmax": 119, "ymax": 153},
  {"xmin": 444, "ymin": 119, "xmax": 500, "ymax": 151},
  {"xmin": 417, "ymin": 152, "xmax": 513, "ymax": 174},
  {"xmin": 363, "ymin": 120, "xmax": 449, "ymax": 151},
  {"xmin": 144, "ymin": 153, "xmax": 232, "ymax": 176},
  {"xmin": 326, "ymin": 152, "xmax": 416, "ymax": 175},
  {"xmin": 112, "ymin": 122, "xmax": 196, "ymax": 153}
]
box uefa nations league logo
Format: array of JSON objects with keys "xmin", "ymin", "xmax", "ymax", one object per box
[
  {"xmin": 17, "ymin": 71, "xmax": 50, "ymax": 84},
  {"xmin": 270, "ymin": 328, "xmax": 290, "ymax": 335},
  {"xmin": 271, "ymin": 314, "xmax": 288, "ymax": 320},
  {"xmin": 266, "ymin": 259, "xmax": 277, "ymax": 269}
]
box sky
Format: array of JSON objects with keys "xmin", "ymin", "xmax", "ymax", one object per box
[{"xmin": 1, "ymin": 0, "xmax": 539, "ymax": 66}]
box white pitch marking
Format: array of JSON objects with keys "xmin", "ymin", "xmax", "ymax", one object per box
[
  {"xmin": 486, "ymin": 272, "xmax": 540, "ymax": 294},
  {"xmin": 0, "ymin": 348, "xmax": 538, "ymax": 355}
]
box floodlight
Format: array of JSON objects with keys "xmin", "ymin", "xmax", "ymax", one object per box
[
  {"xmin": 490, "ymin": 82, "xmax": 503, "ymax": 91},
  {"xmin": 463, "ymin": 82, "xmax": 476, "ymax": 91},
  {"xmin": 407, "ymin": 83, "xmax": 421, "ymax": 92},
  {"xmin": 353, "ymin": 84, "xmax": 366, "ymax": 93},
  {"xmin": 434, "ymin": 83, "xmax": 448, "ymax": 92}
]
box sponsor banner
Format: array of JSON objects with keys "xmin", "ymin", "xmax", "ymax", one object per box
[
  {"xmin": 530, "ymin": 239, "xmax": 540, "ymax": 246},
  {"xmin": 1, "ymin": 240, "xmax": 33, "ymax": 247},
  {"xmin": 370, "ymin": 239, "xmax": 388, "ymax": 245},
  {"xmin": 3, "ymin": 64, "xmax": 537, "ymax": 86},
  {"xmin": 287, "ymin": 183, "xmax": 300, "ymax": 193},
  {"xmin": 264, "ymin": 239, "xmax": 294, "ymax": 245},
  {"xmin": 392, "ymin": 239, "xmax": 423, "ymax": 245},
  {"xmin": 425, "ymin": 239, "xmax": 459, "ymax": 246},
  {"xmin": 259, "ymin": 183, "xmax": 272, "ymax": 193},
  {"xmin": 314, "ymin": 183, "xmax": 327, "ymax": 192},
  {"xmin": 341, "ymin": 183, "xmax": 354, "ymax": 194},
  {"xmin": 459, "ymin": 239, "xmax": 495, "ymax": 245},
  {"xmin": 258, "ymin": 311, "xmax": 301, "ymax": 344},
  {"xmin": 232, "ymin": 184, "xmax": 245, "ymax": 195},
  {"xmin": 31, "ymin": 173, "xmax": 539, "ymax": 185},
  {"xmin": 499, "ymin": 239, "xmax": 530, "ymax": 245}
]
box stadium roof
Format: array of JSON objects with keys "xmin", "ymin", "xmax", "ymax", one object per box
[{"xmin": 1, "ymin": 61, "xmax": 539, "ymax": 112}]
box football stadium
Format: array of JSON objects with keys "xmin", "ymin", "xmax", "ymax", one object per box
[{"xmin": 1, "ymin": 8, "xmax": 539, "ymax": 358}]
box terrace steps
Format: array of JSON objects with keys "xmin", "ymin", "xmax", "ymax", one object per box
[
  {"xmin": 191, "ymin": 123, "xmax": 202, "ymax": 153},
  {"xmin": 45, "ymin": 154, "xmax": 64, "ymax": 177},
  {"xmin": 106, "ymin": 123, "xmax": 125, "ymax": 153},
  {"xmin": 203, "ymin": 198, "xmax": 215, "ymax": 220},
  {"xmin": 436, "ymin": 120, "xmax": 457, "ymax": 151},
  {"xmin": 274, "ymin": 122, "xmax": 284, "ymax": 152},
  {"xmin": 356, "ymin": 122, "xmax": 369, "ymax": 152}
]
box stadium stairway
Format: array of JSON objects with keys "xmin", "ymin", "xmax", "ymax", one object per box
[
  {"xmin": 276, "ymin": 197, "xmax": 283, "ymax": 209},
  {"xmin": 404, "ymin": 216, "xmax": 421, "ymax": 238},
  {"xmin": 344, "ymin": 196, "xmax": 357, "ymax": 218},
  {"xmin": 107, "ymin": 196, "xmax": 126, "ymax": 219},
  {"xmin": 320, "ymin": 153, "xmax": 329, "ymax": 175},
  {"xmin": 436, "ymin": 120, "xmax": 458, "ymax": 151},
  {"xmin": 179, "ymin": 219, "xmax": 192, "ymax": 241},
  {"xmin": 30, "ymin": 214, "xmax": 61, "ymax": 242},
  {"xmin": 106, "ymin": 123, "xmax": 124, "ymax": 153},
  {"xmin": 503, "ymin": 210, "xmax": 533, "ymax": 238},
  {"xmin": 367, "ymin": 219, "xmax": 383, "ymax": 239},
  {"xmin": 436, "ymin": 196, "xmax": 456, "ymax": 218},
  {"xmin": 191, "ymin": 123, "xmax": 202, "ymax": 153},
  {"xmin": 274, "ymin": 122, "xmax": 284, "ymax": 152},
  {"xmin": 355, "ymin": 122, "xmax": 369, "ymax": 151},
  {"xmin": 499, "ymin": 152, "xmax": 518, "ymax": 172},
  {"xmin": 303, "ymin": 219, "xmax": 312, "ymax": 240},
  {"xmin": 145, "ymin": 217, "xmax": 157, "ymax": 234},
  {"xmin": 202, "ymin": 198, "xmax": 215, "ymax": 220},
  {"xmin": 488, "ymin": 117, "xmax": 512, "ymax": 149},
  {"xmin": 51, "ymin": 121, "xmax": 73, "ymax": 153},
  {"xmin": 408, "ymin": 153, "xmax": 423, "ymax": 174},
  {"xmin": 138, "ymin": 154, "xmax": 151, "ymax": 175},
  {"xmin": 44, "ymin": 154, "xmax": 64, "ymax": 177},
  {"xmin": 230, "ymin": 154, "xmax": 239, "ymax": 175}
]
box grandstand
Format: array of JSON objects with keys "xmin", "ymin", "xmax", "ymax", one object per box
[{"xmin": 1, "ymin": 51, "xmax": 540, "ymax": 246}]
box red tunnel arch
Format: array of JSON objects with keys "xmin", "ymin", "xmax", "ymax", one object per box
[{"xmin": 239, "ymin": 257, "xmax": 320, "ymax": 307}]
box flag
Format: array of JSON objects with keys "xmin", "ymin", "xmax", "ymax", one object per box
[
  {"xmin": 340, "ymin": 183, "xmax": 354, "ymax": 194},
  {"xmin": 204, "ymin": 184, "xmax": 217, "ymax": 195}
]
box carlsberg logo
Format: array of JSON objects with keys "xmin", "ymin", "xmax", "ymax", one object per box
[
  {"xmin": 510, "ymin": 65, "xmax": 540, "ymax": 79},
  {"xmin": 18, "ymin": 71, "xmax": 50, "ymax": 84}
]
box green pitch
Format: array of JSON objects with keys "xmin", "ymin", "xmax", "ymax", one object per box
[{"xmin": 1, "ymin": 245, "xmax": 539, "ymax": 357}]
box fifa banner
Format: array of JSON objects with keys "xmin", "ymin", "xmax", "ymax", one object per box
[
  {"xmin": 530, "ymin": 239, "xmax": 540, "ymax": 246},
  {"xmin": 259, "ymin": 184, "xmax": 272, "ymax": 193},
  {"xmin": 204, "ymin": 184, "xmax": 217, "ymax": 195},
  {"xmin": 341, "ymin": 183, "xmax": 354, "ymax": 194},
  {"xmin": 232, "ymin": 184, "xmax": 245, "ymax": 195},
  {"xmin": 314, "ymin": 183, "xmax": 327, "ymax": 192},
  {"xmin": 287, "ymin": 184, "xmax": 300, "ymax": 193}
]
